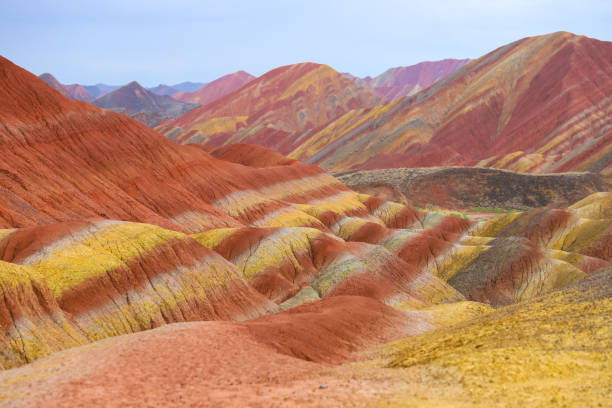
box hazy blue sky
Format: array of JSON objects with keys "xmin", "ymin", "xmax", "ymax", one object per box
[{"xmin": 1, "ymin": 0, "xmax": 610, "ymax": 87}]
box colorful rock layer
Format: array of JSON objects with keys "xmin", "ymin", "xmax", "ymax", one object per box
[
  {"xmin": 384, "ymin": 269, "xmax": 612, "ymax": 407},
  {"xmin": 1, "ymin": 267, "xmax": 609, "ymax": 406},
  {"xmin": 0, "ymin": 55, "xmax": 469, "ymax": 367},
  {"xmin": 0, "ymin": 52, "xmax": 610, "ymax": 406},
  {"xmin": 157, "ymin": 62, "xmax": 380, "ymax": 154},
  {"xmin": 290, "ymin": 32, "xmax": 612, "ymax": 174},
  {"xmin": 157, "ymin": 33, "xmax": 610, "ymax": 176}
]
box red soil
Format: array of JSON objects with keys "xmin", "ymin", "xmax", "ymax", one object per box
[
  {"xmin": 245, "ymin": 295, "xmax": 412, "ymax": 362},
  {"xmin": 0, "ymin": 296, "xmax": 416, "ymax": 407},
  {"xmin": 0, "ymin": 56, "xmax": 353, "ymax": 232}
]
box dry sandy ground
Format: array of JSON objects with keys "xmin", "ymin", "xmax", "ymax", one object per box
[{"xmin": 0, "ymin": 321, "xmax": 461, "ymax": 408}]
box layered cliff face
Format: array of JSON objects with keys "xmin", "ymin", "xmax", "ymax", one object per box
[
  {"xmin": 157, "ymin": 62, "xmax": 380, "ymax": 154},
  {"xmin": 0, "ymin": 52, "xmax": 610, "ymax": 406},
  {"xmin": 289, "ymin": 32, "xmax": 612, "ymax": 174}
]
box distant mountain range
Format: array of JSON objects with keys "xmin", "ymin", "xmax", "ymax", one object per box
[
  {"xmin": 37, "ymin": 77, "xmax": 207, "ymax": 100},
  {"xmin": 37, "ymin": 75, "xmax": 209, "ymax": 125},
  {"xmin": 35, "ymin": 32, "xmax": 611, "ymax": 177},
  {"xmin": 39, "ymin": 73, "xmax": 95, "ymax": 102},
  {"xmin": 91, "ymin": 81, "xmax": 199, "ymax": 126},
  {"xmin": 83, "ymin": 83, "xmax": 120, "ymax": 98},
  {"xmin": 36, "ymin": 60, "xmax": 465, "ymax": 129},
  {"xmin": 155, "ymin": 32, "xmax": 610, "ymax": 177},
  {"xmin": 148, "ymin": 81, "xmax": 207, "ymax": 96},
  {"xmin": 353, "ymin": 58, "xmax": 470, "ymax": 101},
  {"xmin": 289, "ymin": 32, "xmax": 612, "ymax": 174},
  {"xmin": 148, "ymin": 84, "xmax": 179, "ymax": 96}
]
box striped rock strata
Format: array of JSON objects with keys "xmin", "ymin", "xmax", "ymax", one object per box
[
  {"xmin": 0, "ymin": 52, "xmax": 609, "ymax": 408},
  {"xmin": 289, "ymin": 32, "xmax": 612, "ymax": 174}
]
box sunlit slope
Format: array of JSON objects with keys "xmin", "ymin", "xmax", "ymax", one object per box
[{"xmin": 384, "ymin": 269, "xmax": 612, "ymax": 407}]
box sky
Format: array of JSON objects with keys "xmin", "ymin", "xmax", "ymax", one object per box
[{"xmin": 1, "ymin": 0, "xmax": 610, "ymax": 87}]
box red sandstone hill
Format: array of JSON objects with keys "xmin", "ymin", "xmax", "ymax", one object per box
[
  {"xmin": 157, "ymin": 62, "xmax": 380, "ymax": 154},
  {"xmin": 173, "ymin": 70, "xmax": 255, "ymax": 105},
  {"xmin": 0, "ymin": 53, "xmax": 610, "ymax": 406},
  {"xmin": 360, "ymin": 59, "xmax": 470, "ymax": 101},
  {"xmin": 1, "ymin": 57, "xmax": 276, "ymax": 232},
  {"xmin": 3, "ymin": 55, "xmax": 393, "ymax": 240},
  {"xmin": 92, "ymin": 81, "xmax": 199, "ymax": 126},
  {"xmin": 288, "ymin": 32, "xmax": 612, "ymax": 175},
  {"xmin": 0, "ymin": 54, "xmax": 462, "ymax": 365}
]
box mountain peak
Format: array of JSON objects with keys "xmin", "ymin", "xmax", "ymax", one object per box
[
  {"xmin": 39, "ymin": 72, "xmax": 57, "ymax": 80},
  {"xmin": 290, "ymin": 33, "xmax": 612, "ymax": 174},
  {"xmin": 124, "ymin": 80, "xmax": 144, "ymax": 90},
  {"xmin": 172, "ymin": 70, "xmax": 256, "ymax": 105},
  {"xmin": 38, "ymin": 72, "xmax": 72, "ymax": 98},
  {"xmin": 159, "ymin": 61, "xmax": 379, "ymax": 153},
  {"xmin": 92, "ymin": 79, "xmax": 198, "ymax": 126}
]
